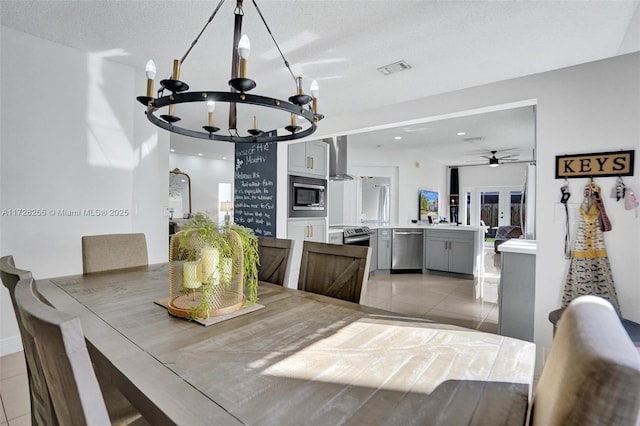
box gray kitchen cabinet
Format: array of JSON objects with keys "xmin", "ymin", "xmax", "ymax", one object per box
[
  {"xmin": 369, "ymin": 231, "xmax": 378, "ymax": 272},
  {"xmin": 498, "ymin": 242, "xmax": 536, "ymax": 342},
  {"xmin": 424, "ymin": 229, "xmax": 474, "ymax": 275},
  {"xmin": 328, "ymin": 232, "xmax": 342, "ymax": 245},
  {"xmin": 288, "ymin": 140, "xmax": 327, "ymax": 177},
  {"xmin": 377, "ymin": 229, "xmax": 392, "ymax": 270}
]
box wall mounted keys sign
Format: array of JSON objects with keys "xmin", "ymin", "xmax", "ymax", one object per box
[{"xmin": 555, "ymin": 150, "xmax": 634, "ymax": 179}]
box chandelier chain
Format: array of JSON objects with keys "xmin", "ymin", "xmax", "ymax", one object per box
[
  {"xmin": 251, "ymin": 0, "xmax": 296, "ymax": 84},
  {"xmin": 179, "ymin": 0, "xmax": 227, "ymax": 65}
]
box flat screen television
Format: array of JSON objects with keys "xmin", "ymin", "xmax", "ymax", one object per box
[{"xmin": 419, "ymin": 190, "xmax": 439, "ymax": 222}]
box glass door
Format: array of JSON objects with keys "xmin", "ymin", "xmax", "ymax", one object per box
[{"xmin": 463, "ymin": 186, "xmax": 523, "ymax": 245}]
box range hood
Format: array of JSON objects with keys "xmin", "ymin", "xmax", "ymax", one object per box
[{"xmin": 327, "ymin": 135, "xmax": 354, "ymax": 181}]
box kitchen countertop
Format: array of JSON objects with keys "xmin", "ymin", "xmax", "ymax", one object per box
[
  {"xmin": 371, "ymin": 224, "xmax": 480, "ymax": 232},
  {"xmin": 498, "ymin": 239, "xmax": 537, "ymax": 255},
  {"xmin": 330, "ymin": 224, "xmax": 480, "ymax": 232}
]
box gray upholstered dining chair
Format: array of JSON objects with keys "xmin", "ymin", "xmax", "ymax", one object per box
[
  {"xmin": 298, "ymin": 241, "xmax": 371, "ymax": 304},
  {"xmin": 257, "ymin": 237, "xmax": 294, "ymax": 286},
  {"xmin": 531, "ymin": 295, "xmax": 640, "ymax": 426},
  {"xmin": 82, "ymin": 233, "xmax": 148, "ymax": 274}
]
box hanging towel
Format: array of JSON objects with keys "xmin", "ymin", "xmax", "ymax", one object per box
[{"xmin": 590, "ymin": 181, "xmax": 612, "ymax": 232}]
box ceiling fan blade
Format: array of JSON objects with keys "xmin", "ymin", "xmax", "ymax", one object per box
[{"xmin": 498, "ymin": 154, "xmax": 519, "ymax": 159}]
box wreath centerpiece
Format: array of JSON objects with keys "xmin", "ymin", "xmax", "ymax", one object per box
[{"xmin": 168, "ymin": 213, "xmax": 259, "ymax": 320}]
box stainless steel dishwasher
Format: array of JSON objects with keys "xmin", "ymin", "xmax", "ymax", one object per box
[{"xmin": 391, "ymin": 228, "xmax": 424, "ymax": 271}]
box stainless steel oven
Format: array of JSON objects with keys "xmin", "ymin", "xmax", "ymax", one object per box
[
  {"xmin": 343, "ymin": 227, "xmax": 371, "ymax": 246},
  {"xmin": 289, "ymin": 175, "xmax": 327, "ymax": 217}
]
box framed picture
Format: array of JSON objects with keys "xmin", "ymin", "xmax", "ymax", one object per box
[{"xmin": 419, "ymin": 190, "xmax": 438, "ymax": 221}]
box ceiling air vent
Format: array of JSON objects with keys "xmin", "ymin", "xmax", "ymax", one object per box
[{"xmin": 377, "ymin": 60, "xmax": 411, "ymax": 75}]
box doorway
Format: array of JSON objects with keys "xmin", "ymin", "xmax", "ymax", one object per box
[
  {"xmin": 480, "ymin": 187, "xmax": 524, "ymax": 241},
  {"xmin": 463, "ymin": 185, "xmax": 524, "ymax": 246}
]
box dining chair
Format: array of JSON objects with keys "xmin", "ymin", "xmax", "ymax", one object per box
[
  {"xmin": 530, "ymin": 295, "xmax": 640, "ymax": 425},
  {"xmin": 2, "ymin": 256, "xmax": 147, "ymax": 425},
  {"xmin": 14, "ymin": 276, "xmax": 111, "ymax": 425},
  {"xmin": 257, "ymin": 237, "xmax": 294, "ymax": 285},
  {"xmin": 82, "ymin": 233, "xmax": 148, "ymax": 274},
  {"xmin": 298, "ymin": 241, "xmax": 371, "ymax": 303},
  {"xmin": 0, "ymin": 255, "xmax": 56, "ymax": 426}
]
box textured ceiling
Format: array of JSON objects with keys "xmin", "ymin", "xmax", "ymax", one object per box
[{"xmin": 2, "ymin": 1, "xmax": 638, "ymax": 163}]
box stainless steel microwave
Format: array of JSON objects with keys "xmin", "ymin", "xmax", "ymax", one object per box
[{"xmin": 289, "ymin": 175, "xmax": 327, "ymax": 217}]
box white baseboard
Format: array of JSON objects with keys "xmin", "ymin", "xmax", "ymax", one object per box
[{"xmin": 0, "ymin": 335, "xmax": 23, "ymax": 357}]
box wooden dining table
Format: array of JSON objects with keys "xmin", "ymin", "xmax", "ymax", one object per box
[{"xmin": 37, "ymin": 263, "xmax": 535, "ymax": 426}]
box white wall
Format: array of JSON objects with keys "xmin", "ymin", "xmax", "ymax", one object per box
[
  {"xmin": 133, "ymin": 74, "xmax": 171, "ymax": 265},
  {"xmin": 314, "ymin": 52, "xmax": 640, "ymax": 371},
  {"xmin": 345, "ymin": 148, "xmax": 447, "ymax": 225},
  {"xmin": 459, "ymin": 162, "xmax": 528, "ymax": 190},
  {"xmin": 0, "ymin": 26, "xmax": 169, "ymax": 354},
  {"xmin": 169, "ymin": 153, "xmax": 234, "ymax": 221}
]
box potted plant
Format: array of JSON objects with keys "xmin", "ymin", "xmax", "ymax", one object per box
[{"xmin": 168, "ymin": 212, "xmax": 259, "ymax": 320}]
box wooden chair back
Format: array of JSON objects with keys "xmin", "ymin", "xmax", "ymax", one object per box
[
  {"xmin": 82, "ymin": 233, "xmax": 148, "ymax": 274},
  {"xmin": 298, "ymin": 241, "xmax": 370, "ymax": 303},
  {"xmin": 14, "ymin": 277, "xmax": 111, "ymax": 426},
  {"xmin": 0, "ymin": 256, "xmax": 58, "ymax": 426},
  {"xmin": 258, "ymin": 237, "xmax": 294, "ymax": 285},
  {"xmin": 531, "ymin": 295, "xmax": 640, "ymax": 426}
]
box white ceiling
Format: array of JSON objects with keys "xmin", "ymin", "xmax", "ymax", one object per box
[{"xmin": 3, "ymin": 1, "xmax": 638, "ymax": 165}]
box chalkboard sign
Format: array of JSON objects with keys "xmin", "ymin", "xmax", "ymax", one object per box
[{"xmin": 234, "ymin": 141, "xmax": 277, "ymax": 237}]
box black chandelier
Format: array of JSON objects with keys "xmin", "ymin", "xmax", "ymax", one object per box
[{"xmin": 136, "ymin": 0, "xmax": 322, "ymax": 143}]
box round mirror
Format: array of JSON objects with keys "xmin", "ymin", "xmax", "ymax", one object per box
[{"xmin": 169, "ymin": 168, "xmax": 192, "ymax": 219}]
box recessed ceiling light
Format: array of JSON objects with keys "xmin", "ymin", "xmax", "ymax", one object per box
[
  {"xmin": 170, "ymin": 148, "xmax": 175, "ymax": 152},
  {"xmin": 222, "ymin": 156, "xmax": 227, "ymax": 160},
  {"xmin": 394, "ymin": 136, "xmax": 402, "ymax": 140},
  {"xmin": 457, "ymin": 132, "xmax": 466, "ymax": 136},
  {"xmin": 198, "ymin": 153, "xmax": 203, "ymax": 156}
]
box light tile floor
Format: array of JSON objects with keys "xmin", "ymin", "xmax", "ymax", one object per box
[
  {"xmin": 0, "ymin": 248, "xmax": 502, "ymax": 424},
  {"xmin": 0, "ymin": 351, "xmax": 30, "ymax": 426},
  {"xmin": 361, "ymin": 247, "xmax": 501, "ymax": 333}
]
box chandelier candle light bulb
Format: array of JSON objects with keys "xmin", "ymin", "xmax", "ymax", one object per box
[
  {"xmin": 203, "ymin": 100, "xmax": 220, "ymax": 133},
  {"xmin": 207, "ymin": 101, "xmax": 216, "ymax": 126},
  {"xmin": 145, "ymin": 59, "xmax": 156, "ymax": 97},
  {"xmin": 238, "ymin": 35, "xmax": 250, "ymax": 78},
  {"xmin": 310, "ymin": 79, "xmax": 319, "ymax": 114}
]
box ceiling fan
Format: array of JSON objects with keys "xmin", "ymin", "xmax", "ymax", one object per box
[{"xmin": 468, "ymin": 149, "xmax": 519, "ymax": 168}]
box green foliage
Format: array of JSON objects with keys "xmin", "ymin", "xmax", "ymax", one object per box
[
  {"xmin": 184, "ymin": 212, "xmax": 260, "ymax": 309},
  {"xmin": 229, "ymin": 223, "xmax": 260, "ymax": 304}
]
